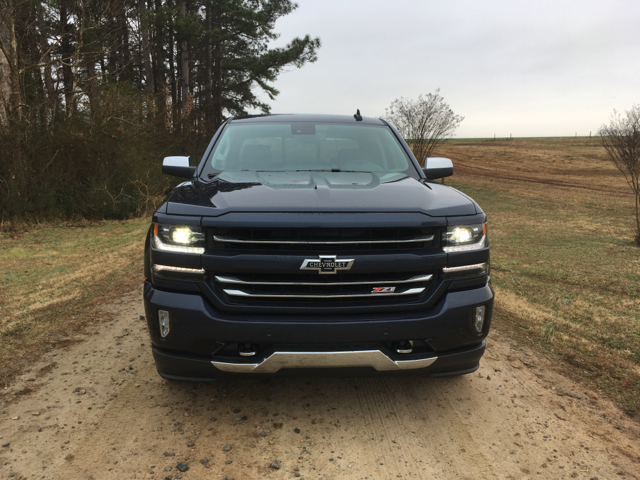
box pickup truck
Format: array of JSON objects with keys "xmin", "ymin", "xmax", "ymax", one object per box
[{"xmin": 143, "ymin": 113, "xmax": 493, "ymax": 380}]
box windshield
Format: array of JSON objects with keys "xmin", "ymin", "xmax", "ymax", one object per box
[{"xmin": 201, "ymin": 122, "xmax": 419, "ymax": 178}]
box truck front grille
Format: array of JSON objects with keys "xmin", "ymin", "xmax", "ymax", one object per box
[
  {"xmin": 210, "ymin": 227, "xmax": 437, "ymax": 252},
  {"xmin": 204, "ymin": 227, "xmax": 443, "ymax": 311}
]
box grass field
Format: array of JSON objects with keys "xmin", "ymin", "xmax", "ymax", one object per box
[
  {"xmin": 439, "ymin": 138, "xmax": 640, "ymax": 415},
  {"xmin": 1, "ymin": 137, "xmax": 638, "ymax": 415}
]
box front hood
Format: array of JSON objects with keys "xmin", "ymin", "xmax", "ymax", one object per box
[{"xmin": 166, "ymin": 171, "xmax": 477, "ymax": 217}]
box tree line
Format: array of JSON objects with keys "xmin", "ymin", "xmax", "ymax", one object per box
[{"xmin": 0, "ymin": 0, "xmax": 319, "ymax": 222}]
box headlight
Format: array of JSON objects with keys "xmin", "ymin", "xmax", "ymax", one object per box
[
  {"xmin": 152, "ymin": 223, "xmax": 205, "ymax": 254},
  {"xmin": 442, "ymin": 223, "xmax": 487, "ymax": 252}
]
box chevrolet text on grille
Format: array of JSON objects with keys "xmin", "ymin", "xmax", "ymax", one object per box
[{"xmin": 300, "ymin": 255, "xmax": 355, "ymax": 274}]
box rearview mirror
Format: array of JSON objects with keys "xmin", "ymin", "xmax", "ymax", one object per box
[
  {"xmin": 422, "ymin": 157, "xmax": 453, "ymax": 180},
  {"xmin": 162, "ymin": 156, "xmax": 196, "ymax": 178}
]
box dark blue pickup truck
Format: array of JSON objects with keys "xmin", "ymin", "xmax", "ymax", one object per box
[{"xmin": 143, "ymin": 113, "xmax": 493, "ymax": 380}]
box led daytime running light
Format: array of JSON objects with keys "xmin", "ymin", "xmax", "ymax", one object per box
[
  {"xmin": 442, "ymin": 263, "xmax": 488, "ymax": 273},
  {"xmin": 153, "ymin": 264, "xmax": 205, "ymax": 274}
]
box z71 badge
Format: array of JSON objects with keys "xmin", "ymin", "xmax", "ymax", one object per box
[{"xmin": 372, "ymin": 287, "xmax": 396, "ymax": 293}]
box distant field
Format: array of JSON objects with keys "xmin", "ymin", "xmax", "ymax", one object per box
[
  {"xmin": 438, "ymin": 137, "xmax": 640, "ymax": 416},
  {"xmin": 444, "ymin": 136, "xmax": 598, "ymax": 142}
]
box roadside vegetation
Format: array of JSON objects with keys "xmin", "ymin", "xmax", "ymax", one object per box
[
  {"xmin": 439, "ymin": 137, "xmax": 640, "ymax": 416},
  {"xmin": 0, "ymin": 0, "xmax": 319, "ymax": 222}
]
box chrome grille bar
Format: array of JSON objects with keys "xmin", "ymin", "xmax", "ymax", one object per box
[
  {"xmin": 215, "ymin": 274, "xmax": 433, "ymax": 286},
  {"xmin": 213, "ymin": 235, "xmax": 434, "ymax": 245},
  {"xmin": 223, "ymin": 287, "xmax": 425, "ymax": 299}
]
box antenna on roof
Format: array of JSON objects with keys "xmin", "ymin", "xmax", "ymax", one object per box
[{"xmin": 354, "ymin": 109, "xmax": 363, "ymax": 121}]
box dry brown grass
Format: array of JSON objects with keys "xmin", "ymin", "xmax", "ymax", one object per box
[
  {"xmin": 438, "ymin": 138, "xmax": 640, "ymax": 416},
  {"xmin": 0, "ymin": 219, "xmax": 149, "ymax": 385}
]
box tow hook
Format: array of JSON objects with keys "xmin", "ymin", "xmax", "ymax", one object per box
[
  {"xmin": 395, "ymin": 340, "xmax": 414, "ymax": 354},
  {"xmin": 238, "ymin": 343, "xmax": 257, "ymax": 357}
]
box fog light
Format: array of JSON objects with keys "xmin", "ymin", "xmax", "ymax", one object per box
[
  {"xmin": 158, "ymin": 310, "xmax": 170, "ymax": 338},
  {"xmin": 474, "ymin": 306, "xmax": 486, "ymax": 333}
]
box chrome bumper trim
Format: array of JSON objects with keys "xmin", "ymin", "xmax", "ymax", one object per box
[
  {"xmin": 211, "ymin": 350, "xmax": 438, "ymax": 373},
  {"xmin": 213, "ymin": 235, "xmax": 434, "ymax": 245},
  {"xmin": 215, "ymin": 274, "xmax": 433, "ymax": 286},
  {"xmin": 222, "ymin": 287, "xmax": 425, "ymax": 299}
]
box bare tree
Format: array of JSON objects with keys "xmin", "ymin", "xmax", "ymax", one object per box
[
  {"xmin": 384, "ymin": 89, "xmax": 463, "ymax": 167},
  {"xmin": 598, "ymin": 105, "xmax": 640, "ymax": 245}
]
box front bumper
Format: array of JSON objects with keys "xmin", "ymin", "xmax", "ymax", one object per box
[
  {"xmin": 152, "ymin": 341, "xmax": 486, "ymax": 380},
  {"xmin": 143, "ymin": 280, "xmax": 493, "ymax": 379}
]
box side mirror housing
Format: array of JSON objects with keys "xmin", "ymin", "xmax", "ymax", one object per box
[
  {"xmin": 162, "ymin": 156, "xmax": 196, "ymax": 178},
  {"xmin": 422, "ymin": 157, "xmax": 453, "ymax": 180}
]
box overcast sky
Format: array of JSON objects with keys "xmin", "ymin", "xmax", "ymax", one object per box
[{"xmin": 261, "ymin": 0, "xmax": 640, "ymax": 138}]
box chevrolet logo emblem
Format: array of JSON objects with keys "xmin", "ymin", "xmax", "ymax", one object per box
[{"xmin": 300, "ymin": 255, "xmax": 355, "ymax": 274}]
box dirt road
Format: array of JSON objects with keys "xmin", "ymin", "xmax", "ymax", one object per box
[{"xmin": 1, "ymin": 289, "xmax": 639, "ymax": 480}]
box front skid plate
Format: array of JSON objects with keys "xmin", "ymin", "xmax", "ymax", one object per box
[{"xmin": 211, "ymin": 349, "xmax": 437, "ymax": 373}]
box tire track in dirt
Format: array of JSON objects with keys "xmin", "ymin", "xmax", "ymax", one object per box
[
  {"xmin": 450, "ymin": 157, "xmax": 633, "ymax": 197},
  {"xmin": 417, "ymin": 377, "xmax": 496, "ymax": 478},
  {"xmin": 354, "ymin": 376, "xmax": 429, "ymax": 479},
  {"xmin": 383, "ymin": 375, "xmax": 496, "ymax": 479}
]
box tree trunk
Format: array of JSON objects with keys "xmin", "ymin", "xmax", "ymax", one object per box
[
  {"xmin": 0, "ymin": 0, "xmax": 22, "ymax": 124},
  {"xmin": 168, "ymin": 0, "xmax": 177, "ymax": 132},
  {"xmin": 85, "ymin": 57, "xmax": 99, "ymax": 117},
  {"xmin": 59, "ymin": 0, "xmax": 75, "ymax": 118},
  {"xmin": 152, "ymin": 0, "xmax": 167, "ymax": 129},
  {"xmin": 118, "ymin": 0, "xmax": 131, "ymax": 82},
  {"xmin": 152, "ymin": 0, "xmax": 164, "ymax": 94},
  {"xmin": 138, "ymin": 0, "xmax": 153, "ymax": 94},
  {"xmin": 37, "ymin": 3, "xmax": 56, "ymax": 123},
  {"xmin": 212, "ymin": 7, "xmax": 223, "ymax": 130},
  {"xmin": 0, "ymin": 35, "xmax": 12, "ymax": 126},
  {"xmin": 205, "ymin": 3, "xmax": 213, "ymax": 133},
  {"xmin": 22, "ymin": 2, "xmax": 46, "ymax": 128},
  {"xmin": 177, "ymin": 0, "xmax": 189, "ymax": 133}
]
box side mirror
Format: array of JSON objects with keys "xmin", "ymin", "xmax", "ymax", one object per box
[
  {"xmin": 422, "ymin": 157, "xmax": 453, "ymax": 180},
  {"xmin": 162, "ymin": 156, "xmax": 196, "ymax": 178}
]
